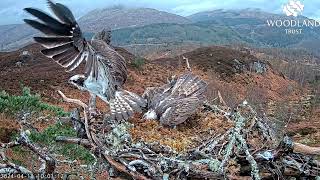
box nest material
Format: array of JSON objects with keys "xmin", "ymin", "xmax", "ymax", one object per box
[{"xmin": 1, "ymin": 92, "xmax": 319, "ymax": 179}]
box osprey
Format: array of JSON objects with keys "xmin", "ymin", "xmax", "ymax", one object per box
[
  {"xmin": 142, "ymin": 72, "xmax": 207, "ymax": 127},
  {"xmin": 24, "ymin": 0, "xmax": 146, "ymax": 120}
]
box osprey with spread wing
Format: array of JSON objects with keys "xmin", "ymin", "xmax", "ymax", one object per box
[
  {"xmin": 24, "ymin": 0, "xmax": 146, "ymax": 121},
  {"xmin": 143, "ymin": 72, "xmax": 207, "ymax": 127}
]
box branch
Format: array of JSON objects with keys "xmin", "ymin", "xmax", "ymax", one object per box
[
  {"xmin": 55, "ymin": 136, "xmax": 91, "ymax": 148},
  {"xmin": 0, "ymin": 163, "xmax": 35, "ymax": 179},
  {"xmin": 182, "ymin": 56, "xmax": 191, "ymax": 71},
  {"xmin": 217, "ymin": 91, "xmax": 228, "ymax": 107},
  {"xmin": 102, "ymin": 154, "xmax": 151, "ymax": 180},
  {"xmin": 58, "ymin": 91, "xmax": 94, "ymax": 144},
  {"xmin": 58, "ymin": 90, "xmax": 88, "ymax": 109},
  {"xmin": 0, "ymin": 141, "xmax": 20, "ymax": 149},
  {"xmin": 17, "ymin": 132, "xmax": 56, "ymax": 175},
  {"xmin": 293, "ymin": 143, "xmax": 320, "ymax": 155}
]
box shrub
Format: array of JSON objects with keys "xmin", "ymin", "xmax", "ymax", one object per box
[
  {"xmin": 0, "ymin": 87, "xmax": 68, "ymax": 117},
  {"xmin": 30, "ymin": 123, "xmax": 95, "ymax": 164},
  {"xmin": 131, "ymin": 57, "xmax": 145, "ymax": 69}
]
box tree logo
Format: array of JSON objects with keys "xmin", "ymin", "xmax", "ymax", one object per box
[{"xmin": 283, "ymin": 0, "xmax": 304, "ymax": 17}]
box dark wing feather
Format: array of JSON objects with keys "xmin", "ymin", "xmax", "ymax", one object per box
[
  {"xmin": 171, "ymin": 73, "xmax": 207, "ymax": 98},
  {"xmin": 34, "ymin": 37, "xmax": 72, "ymax": 48},
  {"xmin": 41, "ymin": 42, "xmax": 75, "ymax": 57},
  {"xmin": 24, "ymin": 2, "xmax": 87, "ymax": 72},
  {"xmin": 23, "ymin": 19, "xmax": 71, "ymax": 36},
  {"xmin": 160, "ymin": 97, "xmax": 202, "ymax": 126},
  {"xmin": 47, "ymin": 0, "xmax": 76, "ymax": 25},
  {"xmin": 24, "ymin": 8, "xmax": 69, "ymax": 30}
]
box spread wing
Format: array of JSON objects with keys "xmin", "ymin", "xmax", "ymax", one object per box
[
  {"xmin": 156, "ymin": 73, "xmax": 208, "ymax": 126},
  {"xmin": 24, "ymin": 1, "xmax": 87, "ymax": 72},
  {"xmin": 24, "ymin": 0, "xmax": 127, "ymax": 85},
  {"xmin": 159, "ymin": 97, "xmax": 202, "ymax": 126},
  {"xmin": 142, "ymin": 83, "xmax": 173, "ymax": 109},
  {"xmin": 171, "ymin": 73, "xmax": 207, "ymax": 98}
]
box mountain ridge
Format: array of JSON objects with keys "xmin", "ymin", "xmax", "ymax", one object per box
[
  {"xmin": 0, "ymin": 8, "xmax": 320, "ymax": 57},
  {"xmin": 78, "ymin": 7, "xmax": 191, "ymax": 32}
]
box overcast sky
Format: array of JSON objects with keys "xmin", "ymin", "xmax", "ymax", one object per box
[{"xmin": 0, "ymin": 0, "xmax": 319, "ymax": 25}]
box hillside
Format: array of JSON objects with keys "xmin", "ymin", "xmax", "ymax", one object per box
[
  {"xmin": 188, "ymin": 9, "xmax": 320, "ymax": 54},
  {"xmin": 1, "ymin": 8, "xmax": 320, "ymax": 58},
  {"xmin": 187, "ymin": 8, "xmax": 282, "ymax": 22},
  {"xmin": 110, "ymin": 9, "xmax": 320, "ymax": 58},
  {"xmin": 152, "ymin": 46, "xmax": 302, "ymax": 103},
  {"xmin": 0, "ymin": 24, "xmax": 38, "ymax": 51},
  {"xmin": 0, "ymin": 7, "xmax": 190, "ymax": 51},
  {"xmin": 0, "ymin": 44, "xmax": 303, "ymax": 111},
  {"xmin": 78, "ymin": 7, "xmax": 191, "ymax": 32},
  {"xmin": 112, "ymin": 23, "xmax": 251, "ymax": 45},
  {"xmin": 0, "ymin": 44, "xmax": 303, "ymax": 119}
]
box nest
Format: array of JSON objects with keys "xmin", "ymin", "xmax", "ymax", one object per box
[{"xmin": 1, "ymin": 92, "xmax": 319, "ymax": 179}]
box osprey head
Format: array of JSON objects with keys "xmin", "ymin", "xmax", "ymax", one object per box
[
  {"xmin": 69, "ymin": 75, "xmax": 86, "ymax": 90},
  {"xmin": 143, "ymin": 109, "xmax": 158, "ymax": 120}
]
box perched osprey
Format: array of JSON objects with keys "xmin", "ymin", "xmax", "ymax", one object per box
[
  {"xmin": 143, "ymin": 73, "xmax": 207, "ymax": 127},
  {"xmin": 24, "ymin": 0, "xmax": 146, "ymax": 120}
]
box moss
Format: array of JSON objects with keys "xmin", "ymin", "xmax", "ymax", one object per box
[
  {"xmin": 12, "ymin": 146, "xmax": 29, "ymax": 156},
  {"xmin": 57, "ymin": 143, "xmax": 94, "ymax": 164},
  {"xmin": 30, "ymin": 123, "xmax": 76, "ymax": 144}
]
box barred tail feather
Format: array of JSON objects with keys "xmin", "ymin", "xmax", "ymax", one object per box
[{"xmin": 109, "ymin": 91, "xmax": 146, "ymax": 121}]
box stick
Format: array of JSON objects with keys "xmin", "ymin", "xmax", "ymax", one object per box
[
  {"xmin": 102, "ymin": 154, "xmax": 151, "ymax": 180},
  {"xmin": 55, "ymin": 136, "xmax": 91, "ymax": 148},
  {"xmin": 218, "ymin": 91, "xmax": 227, "ymax": 107},
  {"xmin": 57, "ymin": 91, "xmax": 94, "ymax": 145},
  {"xmin": 58, "ymin": 90, "xmax": 88, "ymax": 109},
  {"xmin": 182, "ymin": 56, "xmax": 191, "ymax": 71},
  {"xmin": 293, "ymin": 143, "xmax": 320, "ymax": 155},
  {"xmin": 0, "ymin": 163, "xmax": 35, "ymax": 179}
]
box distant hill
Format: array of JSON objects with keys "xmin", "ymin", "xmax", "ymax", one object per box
[
  {"xmin": 1, "ymin": 8, "xmax": 320, "ymax": 58},
  {"xmin": 187, "ymin": 8, "xmax": 282, "ymax": 22},
  {"xmin": 187, "ymin": 9, "xmax": 320, "ymax": 55},
  {"xmin": 109, "ymin": 9, "xmax": 320, "ymax": 57},
  {"xmin": 111, "ymin": 23, "xmax": 253, "ymax": 46},
  {"xmin": 78, "ymin": 7, "xmax": 191, "ymax": 32},
  {"xmin": 0, "ymin": 7, "xmax": 190, "ymax": 51},
  {"xmin": 0, "ymin": 24, "xmax": 38, "ymax": 52}
]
